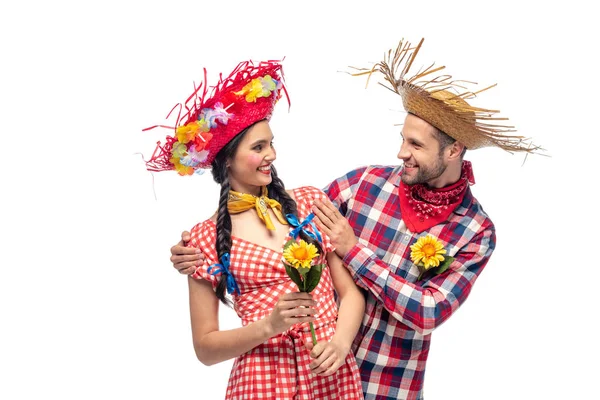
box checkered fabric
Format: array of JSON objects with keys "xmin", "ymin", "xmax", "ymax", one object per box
[
  {"xmin": 190, "ymin": 186, "xmax": 364, "ymax": 399},
  {"xmin": 324, "ymin": 165, "xmax": 496, "ymax": 400}
]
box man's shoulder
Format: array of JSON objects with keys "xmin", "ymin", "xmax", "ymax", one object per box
[
  {"xmin": 457, "ymin": 188, "xmax": 495, "ymax": 231},
  {"xmin": 335, "ymin": 164, "xmax": 400, "ymax": 183}
]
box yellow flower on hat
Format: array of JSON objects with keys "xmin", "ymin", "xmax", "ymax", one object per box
[
  {"xmin": 170, "ymin": 158, "xmax": 194, "ymax": 176},
  {"xmin": 410, "ymin": 235, "xmax": 447, "ymax": 270},
  {"xmin": 282, "ymin": 239, "xmax": 319, "ymax": 269},
  {"xmin": 235, "ymin": 75, "xmax": 278, "ymax": 102}
]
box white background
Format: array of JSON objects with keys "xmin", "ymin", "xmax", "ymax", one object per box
[{"xmin": 1, "ymin": 0, "xmax": 598, "ymax": 399}]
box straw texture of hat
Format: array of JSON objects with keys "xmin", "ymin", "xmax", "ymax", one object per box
[{"xmin": 351, "ymin": 38, "xmax": 540, "ymax": 153}]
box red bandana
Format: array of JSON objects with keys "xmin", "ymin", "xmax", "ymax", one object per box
[{"xmin": 399, "ymin": 161, "xmax": 475, "ymax": 233}]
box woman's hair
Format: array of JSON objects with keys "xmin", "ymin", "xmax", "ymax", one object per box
[{"xmin": 210, "ymin": 120, "xmax": 323, "ymax": 306}]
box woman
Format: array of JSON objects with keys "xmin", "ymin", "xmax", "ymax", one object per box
[{"xmin": 144, "ymin": 60, "xmax": 365, "ymax": 399}]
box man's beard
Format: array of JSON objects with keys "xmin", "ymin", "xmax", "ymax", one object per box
[{"xmin": 401, "ymin": 156, "xmax": 446, "ymax": 186}]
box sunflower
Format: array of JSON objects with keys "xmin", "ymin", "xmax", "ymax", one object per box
[
  {"xmin": 410, "ymin": 235, "xmax": 447, "ymax": 270},
  {"xmin": 283, "ymin": 240, "xmax": 319, "ymax": 269}
]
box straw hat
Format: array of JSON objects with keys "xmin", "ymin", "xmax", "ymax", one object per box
[
  {"xmin": 352, "ymin": 38, "xmax": 539, "ymax": 152},
  {"xmin": 144, "ymin": 60, "xmax": 288, "ymax": 175}
]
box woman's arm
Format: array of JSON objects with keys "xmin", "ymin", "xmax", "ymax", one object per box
[
  {"xmin": 308, "ymin": 252, "xmax": 365, "ymax": 376},
  {"xmin": 189, "ymin": 277, "xmax": 317, "ymax": 366}
]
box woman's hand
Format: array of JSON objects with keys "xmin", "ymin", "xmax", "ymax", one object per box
[
  {"xmin": 307, "ymin": 339, "xmax": 350, "ymax": 376},
  {"xmin": 265, "ymin": 292, "xmax": 316, "ymax": 336}
]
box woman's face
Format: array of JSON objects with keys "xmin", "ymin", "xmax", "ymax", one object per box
[{"xmin": 227, "ymin": 121, "xmax": 276, "ymax": 196}]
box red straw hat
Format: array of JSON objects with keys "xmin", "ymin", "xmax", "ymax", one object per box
[{"xmin": 144, "ymin": 60, "xmax": 288, "ymax": 175}]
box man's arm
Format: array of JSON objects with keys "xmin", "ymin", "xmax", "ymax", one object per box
[
  {"xmin": 171, "ymin": 231, "xmax": 205, "ymax": 274},
  {"xmin": 342, "ymin": 227, "xmax": 495, "ymax": 335},
  {"xmin": 314, "ymin": 196, "xmax": 496, "ymax": 336},
  {"xmin": 316, "ymin": 167, "xmax": 496, "ymax": 335}
]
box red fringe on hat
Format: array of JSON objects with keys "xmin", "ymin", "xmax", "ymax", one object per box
[{"xmin": 144, "ymin": 60, "xmax": 289, "ymax": 173}]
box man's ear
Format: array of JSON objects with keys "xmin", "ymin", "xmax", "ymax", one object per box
[{"xmin": 447, "ymin": 141, "xmax": 465, "ymax": 161}]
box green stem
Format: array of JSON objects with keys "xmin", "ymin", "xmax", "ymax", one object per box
[
  {"xmin": 303, "ymin": 278, "xmax": 317, "ymax": 345},
  {"xmin": 309, "ymin": 321, "xmax": 317, "ymax": 346}
]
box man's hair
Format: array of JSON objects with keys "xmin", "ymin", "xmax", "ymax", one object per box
[{"xmin": 433, "ymin": 127, "xmax": 467, "ymax": 158}]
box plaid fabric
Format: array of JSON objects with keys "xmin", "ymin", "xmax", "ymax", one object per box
[
  {"xmin": 189, "ymin": 186, "xmax": 364, "ymax": 400},
  {"xmin": 324, "ymin": 165, "xmax": 496, "ymax": 400}
]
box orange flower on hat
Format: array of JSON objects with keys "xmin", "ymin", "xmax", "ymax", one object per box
[
  {"xmin": 193, "ymin": 131, "xmax": 213, "ymax": 152},
  {"xmin": 171, "ymin": 158, "xmax": 194, "ymax": 176}
]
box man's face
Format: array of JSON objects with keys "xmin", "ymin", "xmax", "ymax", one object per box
[{"xmin": 397, "ymin": 114, "xmax": 447, "ymax": 187}]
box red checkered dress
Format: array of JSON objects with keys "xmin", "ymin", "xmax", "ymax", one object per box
[{"xmin": 189, "ymin": 186, "xmax": 364, "ymax": 400}]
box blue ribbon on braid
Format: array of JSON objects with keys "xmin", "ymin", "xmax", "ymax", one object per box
[
  {"xmin": 286, "ymin": 213, "xmax": 322, "ymax": 243},
  {"xmin": 207, "ymin": 253, "xmax": 241, "ymax": 295}
]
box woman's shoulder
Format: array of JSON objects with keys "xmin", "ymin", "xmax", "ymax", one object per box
[
  {"xmin": 190, "ymin": 218, "xmax": 216, "ymax": 235},
  {"xmin": 290, "ymin": 185, "xmax": 328, "ymax": 203},
  {"xmin": 289, "ymin": 186, "xmax": 328, "ymax": 216},
  {"xmin": 189, "ymin": 218, "xmax": 217, "ymax": 254}
]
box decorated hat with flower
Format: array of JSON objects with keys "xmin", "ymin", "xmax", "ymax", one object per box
[
  {"xmin": 351, "ymin": 38, "xmax": 541, "ymax": 153},
  {"xmin": 144, "ymin": 60, "xmax": 288, "ymax": 175}
]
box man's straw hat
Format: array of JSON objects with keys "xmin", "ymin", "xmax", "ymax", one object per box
[{"xmin": 352, "ymin": 38, "xmax": 540, "ymax": 152}]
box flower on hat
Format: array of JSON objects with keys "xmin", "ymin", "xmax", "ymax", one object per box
[
  {"xmin": 176, "ymin": 121, "xmax": 205, "ymax": 144},
  {"xmin": 180, "ymin": 145, "xmax": 209, "ymax": 168},
  {"xmin": 235, "ymin": 75, "xmax": 280, "ymax": 102},
  {"xmin": 171, "ymin": 158, "xmax": 194, "ymax": 176},
  {"xmin": 144, "ymin": 60, "xmax": 288, "ymax": 175},
  {"xmin": 193, "ymin": 130, "xmax": 213, "ymax": 152},
  {"xmin": 201, "ymin": 102, "xmax": 233, "ymax": 128}
]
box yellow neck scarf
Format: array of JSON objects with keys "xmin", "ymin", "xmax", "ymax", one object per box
[{"xmin": 227, "ymin": 186, "xmax": 288, "ymax": 230}]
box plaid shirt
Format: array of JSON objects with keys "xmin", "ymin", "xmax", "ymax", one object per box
[{"xmin": 323, "ymin": 165, "xmax": 496, "ymax": 400}]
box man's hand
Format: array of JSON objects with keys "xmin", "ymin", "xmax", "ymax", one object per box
[
  {"xmin": 312, "ymin": 198, "xmax": 358, "ymax": 258},
  {"xmin": 171, "ymin": 231, "xmax": 205, "ymax": 275}
]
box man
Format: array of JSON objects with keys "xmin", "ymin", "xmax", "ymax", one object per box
[{"xmin": 169, "ymin": 38, "xmax": 539, "ymax": 399}]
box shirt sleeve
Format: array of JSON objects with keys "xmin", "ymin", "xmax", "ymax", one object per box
[
  {"xmin": 322, "ymin": 167, "xmax": 368, "ymax": 218},
  {"xmin": 187, "ymin": 220, "xmax": 219, "ymax": 288},
  {"xmin": 343, "ymin": 223, "xmax": 496, "ymax": 336},
  {"xmin": 295, "ymin": 186, "xmax": 335, "ymax": 254}
]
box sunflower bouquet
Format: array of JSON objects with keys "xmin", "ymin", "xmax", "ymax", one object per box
[
  {"xmin": 282, "ymin": 239, "xmax": 324, "ymax": 345},
  {"xmin": 410, "ymin": 235, "xmax": 455, "ymax": 281}
]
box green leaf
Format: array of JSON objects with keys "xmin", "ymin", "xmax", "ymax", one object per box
[
  {"xmin": 284, "ymin": 263, "xmax": 304, "ymax": 289},
  {"xmin": 436, "ymin": 256, "xmax": 455, "ymax": 275},
  {"xmin": 303, "ymin": 264, "xmax": 324, "ymax": 293},
  {"xmin": 297, "ymin": 266, "xmax": 310, "ymax": 277},
  {"xmin": 416, "ymin": 256, "xmax": 455, "ymax": 281}
]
